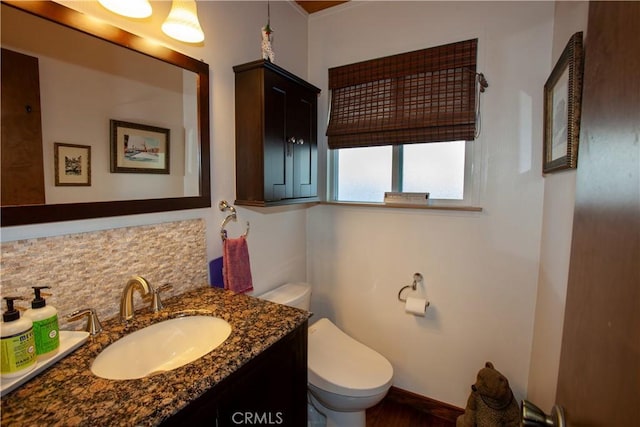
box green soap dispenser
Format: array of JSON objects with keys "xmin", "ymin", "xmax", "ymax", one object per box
[
  {"xmin": 1, "ymin": 297, "xmax": 37, "ymax": 378},
  {"xmin": 24, "ymin": 286, "xmax": 60, "ymax": 360}
]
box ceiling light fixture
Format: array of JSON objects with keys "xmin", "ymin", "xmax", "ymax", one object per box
[
  {"xmin": 162, "ymin": 0, "xmax": 205, "ymax": 44},
  {"xmin": 98, "ymin": 0, "xmax": 152, "ymax": 19}
]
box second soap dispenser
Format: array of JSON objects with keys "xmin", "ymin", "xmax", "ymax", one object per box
[{"xmin": 24, "ymin": 286, "xmax": 60, "ymax": 361}]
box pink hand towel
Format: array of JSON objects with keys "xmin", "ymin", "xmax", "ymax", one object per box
[{"xmin": 223, "ymin": 236, "xmax": 254, "ymax": 293}]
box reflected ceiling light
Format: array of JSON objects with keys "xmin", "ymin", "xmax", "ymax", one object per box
[
  {"xmin": 162, "ymin": 0, "xmax": 205, "ymax": 43},
  {"xmin": 98, "ymin": 0, "xmax": 152, "ymax": 19}
]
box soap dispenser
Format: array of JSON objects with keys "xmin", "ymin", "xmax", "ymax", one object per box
[
  {"xmin": 1, "ymin": 297, "xmax": 37, "ymax": 378},
  {"xmin": 24, "ymin": 286, "xmax": 60, "ymax": 360}
]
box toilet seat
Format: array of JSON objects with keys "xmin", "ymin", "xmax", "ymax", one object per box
[{"xmin": 308, "ymin": 318, "xmax": 393, "ymax": 398}]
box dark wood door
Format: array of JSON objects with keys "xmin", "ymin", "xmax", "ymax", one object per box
[
  {"xmin": 555, "ymin": 2, "xmax": 640, "ymax": 426},
  {"xmin": 1, "ymin": 48, "xmax": 45, "ymax": 206}
]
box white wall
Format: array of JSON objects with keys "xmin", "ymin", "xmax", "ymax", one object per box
[
  {"xmin": 1, "ymin": 1, "xmax": 310, "ymax": 295},
  {"xmin": 527, "ymin": 1, "xmax": 588, "ymax": 411},
  {"xmin": 307, "ymin": 1, "xmax": 554, "ymax": 407}
]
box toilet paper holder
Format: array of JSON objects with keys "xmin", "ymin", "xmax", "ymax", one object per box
[{"xmin": 397, "ymin": 273, "xmax": 429, "ymax": 307}]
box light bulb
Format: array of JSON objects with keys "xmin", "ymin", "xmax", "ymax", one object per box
[
  {"xmin": 98, "ymin": 0, "xmax": 152, "ymax": 19},
  {"xmin": 162, "ymin": 0, "xmax": 205, "ymax": 43}
]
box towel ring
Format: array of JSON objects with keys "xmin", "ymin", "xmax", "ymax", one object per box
[{"xmin": 219, "ymin": 200, "xmax": 250, "ymax": 241}]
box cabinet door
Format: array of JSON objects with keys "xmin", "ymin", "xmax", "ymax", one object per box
[
  {"xmin": 289, "ymin": 85, "xmax": 317, "ymax": 199},
  {"xmin": 264, "ymin": 72, "xmax": 292, "ymax": 201},
  {"xmin": 263, "ymin": 70, "xmax": 317, "ymax": 202}
]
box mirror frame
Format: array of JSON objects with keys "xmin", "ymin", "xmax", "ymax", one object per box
[{"xmin": 1, "ymin": 1, "xmax": 211, "ymax": 227}]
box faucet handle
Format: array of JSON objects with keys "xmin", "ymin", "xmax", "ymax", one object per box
[
  {"xmin": 151, "ymin": 283, "xmax": 173, "ymax": 312},
  {"xmin": 67, "ymin": 308, "xmax": 103, "ymax": 335}
]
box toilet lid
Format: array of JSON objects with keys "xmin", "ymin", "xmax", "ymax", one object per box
[{"xmin": 308, "ymin": 318, "xmax": 393, "ymax": 397}]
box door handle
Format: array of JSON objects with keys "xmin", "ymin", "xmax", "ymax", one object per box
[
  {"xmin": 287, "ymin": 137, "xmax": 304, "ymax": 156},
  {"xmin": 521, "ymin": 400, "xmax": 566, "ymax": 427}
]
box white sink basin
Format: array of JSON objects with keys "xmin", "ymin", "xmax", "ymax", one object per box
[{"xmin": 91, "ymin": 316, "xmax": 231, "ymax": 380}]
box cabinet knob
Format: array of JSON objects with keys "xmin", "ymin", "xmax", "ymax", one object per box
[{"xmin": 287, "ymin": 137, "xmax": 304, "ymax": 145}]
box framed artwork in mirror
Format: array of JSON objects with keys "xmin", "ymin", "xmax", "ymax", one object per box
[
  {"xmin": 543, "ymin": 31, "xmax": 584, "ymax": 174},
  {"xmin": 54, "ymin": 143, "xmax": 91, "ymax": 186},
  {"xmin": 110, "ymin": 119, "xmax": 170, "ymax": 174}
]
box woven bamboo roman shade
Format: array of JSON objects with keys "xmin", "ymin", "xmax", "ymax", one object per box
[{"xmin": 326, "ymin": 39, "xmax": 478, "ymax": 149}]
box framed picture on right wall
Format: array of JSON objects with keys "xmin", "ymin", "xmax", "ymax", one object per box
[{"xmin": 543, "ymin": 31, "xmax": 584, "ymax": 174}]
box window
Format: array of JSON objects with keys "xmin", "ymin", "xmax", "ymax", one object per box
[
  {"xmin": 402, "ymin": 141, "xmax": 465, "ymax": 198},
  {"xmin": 332, "ymin": 140, "xmax": 476, "ymax": 204},
  {"xmin": 326, "ymin": 39, "xmax": 483, "ymax": 206},
  {"xmin": 336, "ymin": 145, "xmax": 392, "ymax": 202}
]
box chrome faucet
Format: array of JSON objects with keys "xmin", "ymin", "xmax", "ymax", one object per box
[
  {"xmin": 67, "ymin": 308, "xmax": 103, "ymax": 335},
  {"xmin": 120, "ymin": 275, "xmax": 152, "ymax": 322},
  {"xmin": 151, "ymin": 283, "xmax": 173, "ymax": 313}
]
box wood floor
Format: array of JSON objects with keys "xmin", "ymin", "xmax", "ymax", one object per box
[{"xmin": 366, "ymin": 397, "xmax": 457, "ymax": 427}]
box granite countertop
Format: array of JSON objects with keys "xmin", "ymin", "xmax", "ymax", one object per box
[{"xmin": 0, "ymin": 286, "xmax": 311, "ymax": 426}]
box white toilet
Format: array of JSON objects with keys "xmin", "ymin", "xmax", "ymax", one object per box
[{"xmin": 258, "ymin": 283, "xmax": 393, "ymax": 427}]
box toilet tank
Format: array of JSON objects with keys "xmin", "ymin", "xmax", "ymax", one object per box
[{"xmin": 258, "ymin": 283, "xmax": 311, "ymax": 310}]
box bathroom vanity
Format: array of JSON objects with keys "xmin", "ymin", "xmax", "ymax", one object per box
[{"xmin": 0, "ymin": 287, "xmax": 310, "ymax": 426}]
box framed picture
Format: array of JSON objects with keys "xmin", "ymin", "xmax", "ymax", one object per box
[
  {"xmin": 543, "ymin": 32, "xmax": 584, "ymax": 174},
  {"xmin": 54, "ymin": 143, "xmax": 91, "ymax": 186},
  {"xmin": 110, "ymin": 119, "xmax": 170, "ymax": 174}
]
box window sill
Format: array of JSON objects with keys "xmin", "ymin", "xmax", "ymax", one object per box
[{"xmin": 320, "ymin": 201, "xmax": 483, "ymax": 212}]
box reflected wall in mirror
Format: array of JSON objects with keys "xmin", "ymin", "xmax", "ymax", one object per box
[{"xmin": 0, "ymin": 1, "xmax": 210, "ymax": 226}]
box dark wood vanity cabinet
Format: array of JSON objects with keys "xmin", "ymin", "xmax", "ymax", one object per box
[
  {"xmin": 162, "ymin": 321, "xmax": 308, "ymax": 426},
  {"xmin": 233, "ymin": 60, "xmax": 320, "ymax": 206}
]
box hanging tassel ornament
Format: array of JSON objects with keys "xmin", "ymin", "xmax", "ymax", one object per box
[{"xmin": 261, "ymin": 1, "xmax": 275, "ymax": 62}]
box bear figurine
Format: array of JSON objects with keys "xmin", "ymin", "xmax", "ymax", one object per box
[{"xmin": 456, "ymin": 361, "xmax": 520, "ymax": 427}]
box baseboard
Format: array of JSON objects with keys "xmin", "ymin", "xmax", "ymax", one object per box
[{"xmin": 385, "ymin": 386, "xmax": 464, "ymax": 423}]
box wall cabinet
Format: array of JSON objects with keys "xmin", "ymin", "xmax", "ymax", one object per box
[
  {"xmin": 162, "ymin": 321, "xmax": 308, "ymax": 426},
  {"xmin": 233, "ymin": 60, "xmax": 320, "ymax": 206}
]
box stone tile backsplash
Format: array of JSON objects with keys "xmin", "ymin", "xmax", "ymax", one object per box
[{"xmin": 0, "ymin": 219, "xmax": 208, "ymax": 328}]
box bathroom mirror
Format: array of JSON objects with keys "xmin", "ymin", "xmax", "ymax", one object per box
[{"xmin": 0, "ymin": 1, "xmax": 210, "ymax": 226}]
